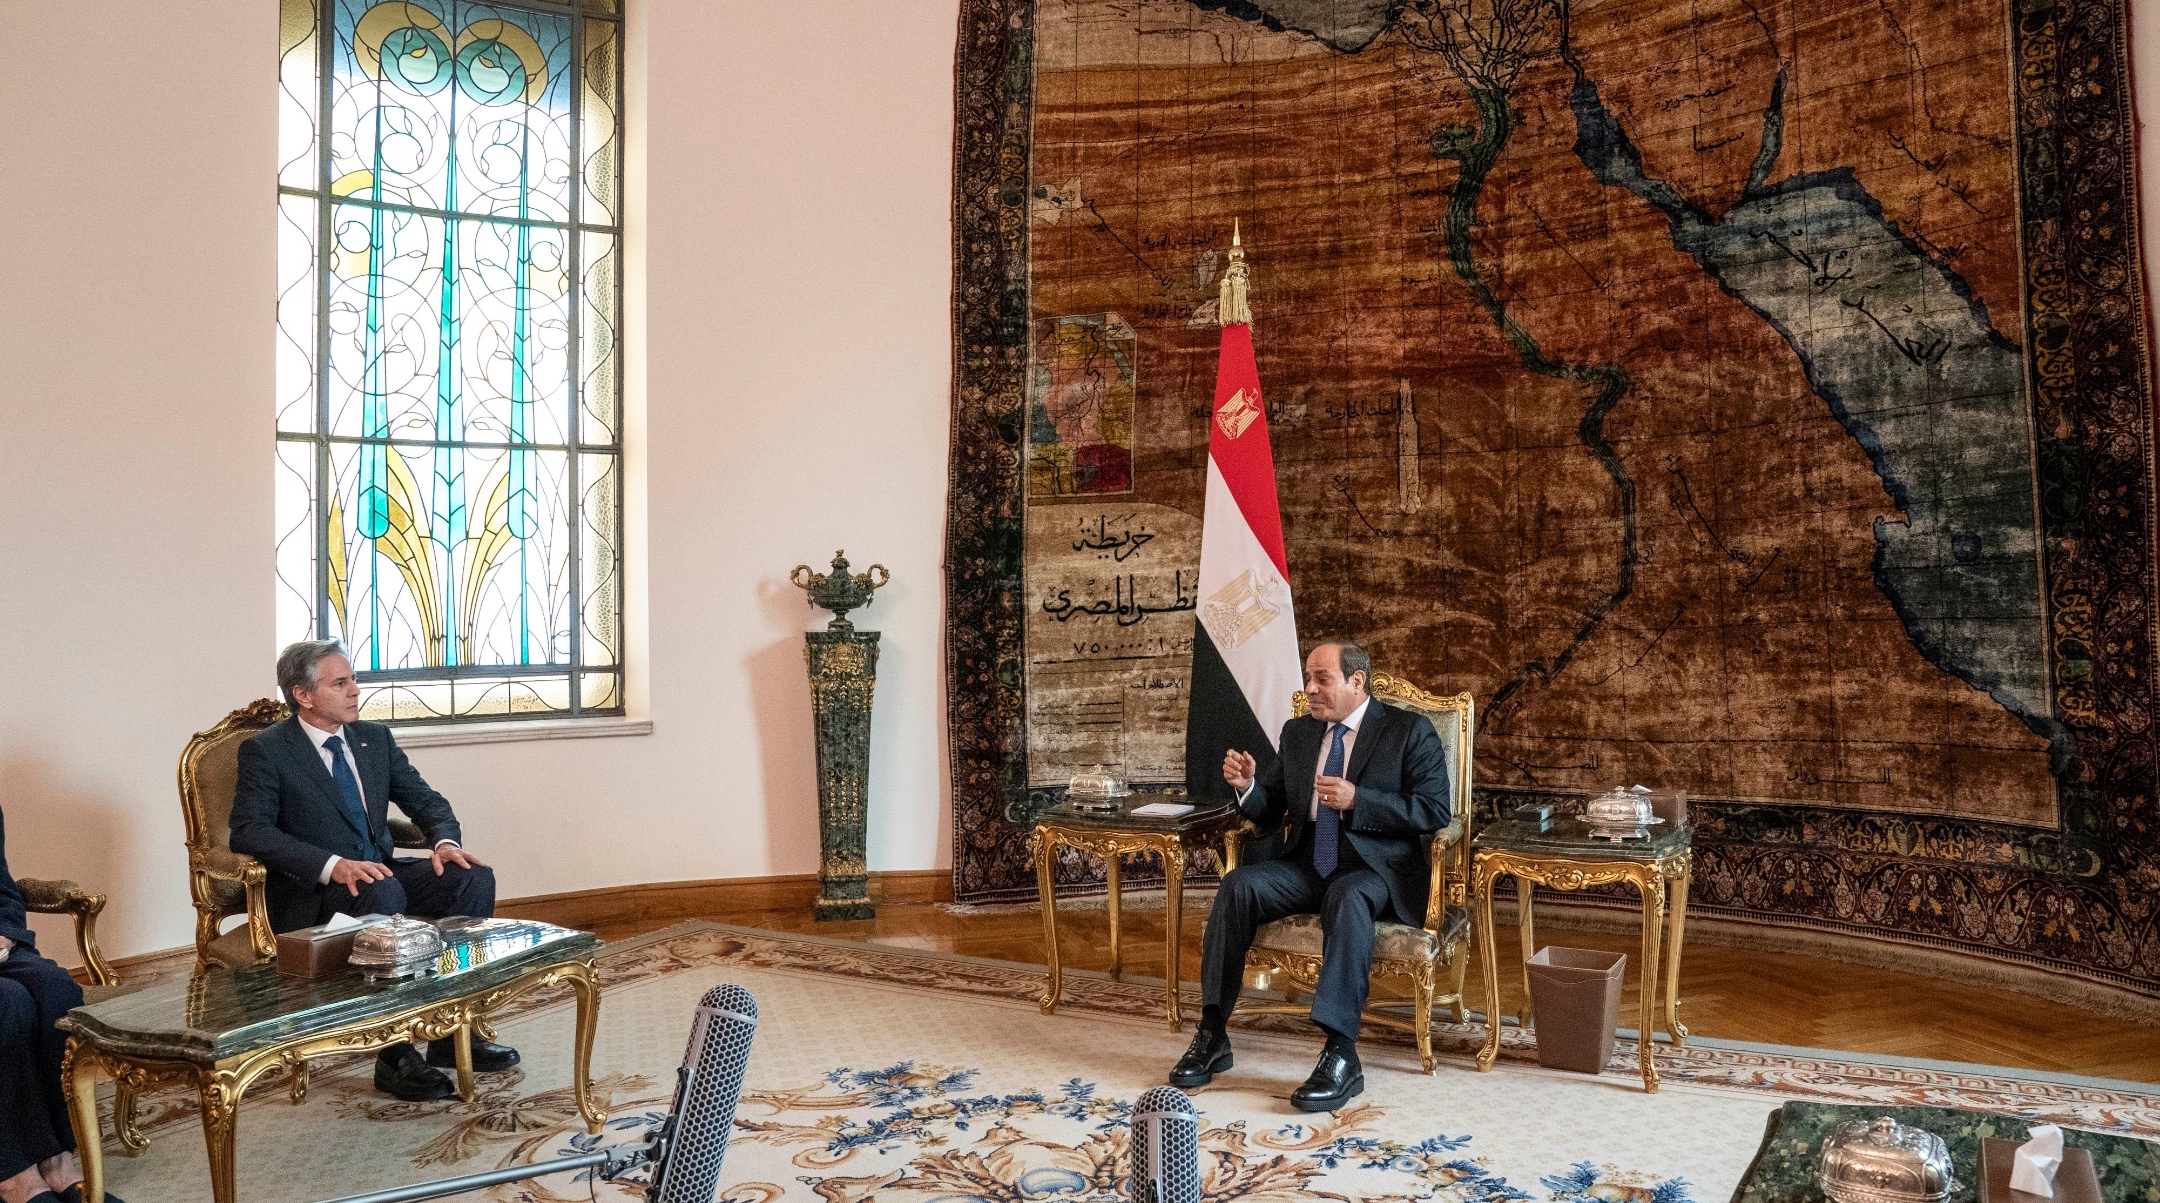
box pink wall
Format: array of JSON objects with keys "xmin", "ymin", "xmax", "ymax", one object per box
[{"xmin": 0, "ymin": 0, "xmax": 958, "ymax": 963}]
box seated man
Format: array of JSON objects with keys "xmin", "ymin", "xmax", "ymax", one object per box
[
  {"xmin": 231, "ymin": 639, "xmax": 519, "ymax": 1102},
  {"xmin": 1170, "ymin": 639, "xmax": 1450, "ymax": 1111},
  {"xmin": 0, "ymin": 806, "xmax": 116, "ymax": 1203}
]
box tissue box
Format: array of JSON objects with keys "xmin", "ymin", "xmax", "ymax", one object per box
[
  {"xmin": 1982, "ymin": 1138, "xmax": 2099, "ymax": 1203},
  {"xmin": 275, "ymin": 914, "xmax": 387, "ymax": 979}
]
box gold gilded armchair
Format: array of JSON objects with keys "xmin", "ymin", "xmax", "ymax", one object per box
[
  {"xmin": 182, "ymin": 700, "xmax": 429, "ymax": 974},
  {"xmin": 18, "ymin": 878, "xmax": 120, "ymax": 992},
  {"xmin": 1230, "ymin": 674, "xmax": 1476, "ymax": 1073}
]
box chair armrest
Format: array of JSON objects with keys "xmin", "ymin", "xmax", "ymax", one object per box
[
  {"xmin": 1424, "ymin": 819, "xmax": 1467, "ymax": 932},
  {"xmin": 16, "ymin": 878, "xmax": 118, "ymax": 988},
  {"xmin": 1219, "ymin": 819, "xmax": 1257, "ymax": 873},
  {"xmin": 193, "ymin": 847, "xmax": 267, "ymax": 883},
  {"xmin": 388, "ymin": 817, "xmax": 430, "ymax": 850}
]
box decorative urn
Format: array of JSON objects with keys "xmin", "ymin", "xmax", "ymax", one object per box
[
  {"xmin": 1818, "ymin": 1116, "xmax": 1959, "ymax": 1203},
  {"xmin": 791, "ymin": 551, "xmax": 890, "ymax": 921}
]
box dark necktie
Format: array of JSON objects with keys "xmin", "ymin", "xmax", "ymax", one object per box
[
  {"xmin": 1313, "ymin": 722, "xmax": 1348, "ymax": 877},
  {"xmin": 322, "ymin": 734, "xmax": 370, "ymax": 845}
]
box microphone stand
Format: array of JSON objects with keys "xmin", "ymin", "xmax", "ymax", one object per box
[{"xmin": 316, "ymin": 1071, "xmax": 686, "ymax": 1203}]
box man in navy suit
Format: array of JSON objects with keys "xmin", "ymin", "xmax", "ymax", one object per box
[
  {"xmin": 1169, "ymin": 640, "xmax": 1451, "ymax": 1111},
  {"xmin": 231, "ymin": 639, "xmax": 518, "ymax": 1102}
]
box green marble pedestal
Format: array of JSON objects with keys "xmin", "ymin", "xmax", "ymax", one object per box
[{"xmin": 807, "ymin": 629, "xmax": 879, "ymax": 920}]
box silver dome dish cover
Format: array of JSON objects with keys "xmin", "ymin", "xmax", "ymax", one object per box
[
  {"xmin": 1584, "ymin": 786, "xmax": 1664, "ymax": 840},
  {"xmin": 1818, "ymin": 1116, "xmax": 1959, "ymax": 1203},
  {"xmin": 346, "ymin": 914, "xmax": 446, "ymax": 982}
]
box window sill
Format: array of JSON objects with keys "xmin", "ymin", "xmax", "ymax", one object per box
[{"xmin": 390, "ymin": 716, "xmax": 654, "ymax": 749}]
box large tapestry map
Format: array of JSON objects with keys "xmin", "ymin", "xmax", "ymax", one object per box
[{"xmin": 946, "ymin": 0, "xmax": 2160, "ymax": 994}]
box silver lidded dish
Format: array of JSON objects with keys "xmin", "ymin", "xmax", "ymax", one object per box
[
  {"xmin": 1067, "ymin": 766, "xmax": 1132, "ymax": 812},
  {"xmin": 1817, "ymin": 1116, "xmax": 1958, "ymax": 1203},
  {"xmin": 1584, "ymin": 785, "xmax": 1665, "ymax": 841},
  {"xmin": 347, "ymin": 914, "xmax": 446, "ymax": 982}
]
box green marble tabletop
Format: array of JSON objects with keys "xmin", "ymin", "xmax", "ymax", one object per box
[
  {"xmin": 58, "ymin": 918, "xmax": 599, "ymax": 1063},
  {"xmin": 1475, "ymin": 815, "xmax": 1693, "ymax": 861},
  {"xmin": 1731, "ymin": 1102, "xmax": 2160, "ymax": 1203},
  {"xmin": 1035, "ymin": 790, "xmax": 1245, "ymax": 835}
]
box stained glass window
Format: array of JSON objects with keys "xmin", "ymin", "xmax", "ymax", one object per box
[{"xmin": 276, "ymin": 0, "xmax": 624, "ymax": 722}]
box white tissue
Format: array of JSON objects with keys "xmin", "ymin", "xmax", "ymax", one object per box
[
  {"xmin": 322, "ymin": 912, "xmax": 365, "ymax": 934},
  {"xmin": 2011, "ymin": 1124, "xmax": 2064, "ymax": 1197}
]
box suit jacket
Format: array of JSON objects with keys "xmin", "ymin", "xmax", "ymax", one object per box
[
  {"xmin": 0, "ymin": 807, "xmax": 36, "ymax": 951},
  {"xmin": 230, "ymin": 718, "xmax": 462, "ymax": 925},
  {"xmin": 1238, "ymin": 698, "xmax": 1452, "ymax": 926}
]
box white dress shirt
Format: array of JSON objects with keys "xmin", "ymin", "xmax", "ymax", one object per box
[
  {"xmin": 1237, "ymin": 695, "xmax": 1374, "ymax": 818},
  {"xmin": 300, "ymin": 720, "xmax": 455, "ymax": 884}
]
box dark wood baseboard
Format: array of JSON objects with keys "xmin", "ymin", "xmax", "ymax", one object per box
[{"xmin": 495, "ymin": 869, "xmax": 954, "ymax": 931}]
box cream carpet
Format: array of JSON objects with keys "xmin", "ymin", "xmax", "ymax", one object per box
[{"xmin": 93, "ymin": 922, "xmax": 2160, "ymax": 1202}]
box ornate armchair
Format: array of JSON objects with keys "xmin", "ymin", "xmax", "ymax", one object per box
[
  {"xmin": 1229, "ymin": 674, "xmax": 1476, "ymax": 1073},
  {"xmin": 181, "ymin": 700, "xmax": 429, "ymax": 974},
  {"xmin": 18, "ymin": 878, "xmax": 120, "ymax": 991}
]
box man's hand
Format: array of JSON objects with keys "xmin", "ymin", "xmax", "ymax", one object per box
[
  {"xmin": 1223, "ymin": 749, "xmax": 1257, "ymax": 794},
  {"xmin": 0, "ymin": 934, "xmax": 12, "ymax": 963},
  {"xmin": 432, "ymin": 844, "xmax": 489, "ymax": 876},
  {"xmin": 1314, "ymin": 775, "xmax": 1356, "ymax": 811},
  {"xmin": 330, "ymin": 857, "xmax": 393, "ymax": 897}
]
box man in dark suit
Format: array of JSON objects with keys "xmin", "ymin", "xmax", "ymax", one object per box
[
  {"xmin": 231, "ymin": 639, "xmax": 518, "ymax": 1103},
  {"xmin": 1170, "ymin": 639, "xmax": 1451, "ymax": 1111}
]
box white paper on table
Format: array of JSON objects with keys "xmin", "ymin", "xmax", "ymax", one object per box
[
  {"xmin": 322, "ymin": 912, "xmax": 366, "ymax": 933},
  {"xmin": 1130, "ymin": 802, "xmax": 1195, "ymax": 817},
  {"xmin": 2012, "ymin": 1125, "xmax": 2064, "ymax": 1197}
]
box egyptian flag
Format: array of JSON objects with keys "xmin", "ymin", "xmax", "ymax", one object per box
[{"xmin": 1185, "ymin": 239, "xmax": 1301, "ymax": 802}]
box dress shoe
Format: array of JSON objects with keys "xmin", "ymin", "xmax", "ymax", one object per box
[
  {"xmin": 60, "ymin": 1187, "xmax": 127, "ymax": 1203},
  {"xmin": 374, "ymin": 1043, "xmax": 456, "ymax": 1101},
  {"xmin": 1168, "ymin": 1025, "xmax": 1233, "ymax": 1087},
  {"xmin": 1290, "ymin": 1041, "xmax": 1364, "ymax": 1112},
  {"xmin": 427, "ymin": 1035, "xmax": 521, "ymax": 1072}
]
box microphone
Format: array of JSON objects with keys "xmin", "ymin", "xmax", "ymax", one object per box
[
  {"xmin": 312, "ymin": 983, "xmax": 760, "ymax": 1203},
  {"xmin": 1129, "ymin": 1085, "xmax": 1202, "ymax": 1203},
  {"xmin": 648, "ymin": 982, "xmax": 760, "ymax": 1203}
]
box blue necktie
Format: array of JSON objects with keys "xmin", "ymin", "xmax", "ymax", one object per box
[
  {"xmin": 1313, "ymin": 723, "xmax": 1348, "ymax": 877},
  {"xmin": 322, "ymin": 734, "xmax": 371, "ymax": 848}
]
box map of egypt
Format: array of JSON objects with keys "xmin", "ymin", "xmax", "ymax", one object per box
[{"xmin": 1018, "ymin": 0, "xmax": 2062, "ymax": 825}]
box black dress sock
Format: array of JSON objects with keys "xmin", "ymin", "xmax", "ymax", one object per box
[{"xmin": 1201, "ymin": 1005, "xmax": 1227, "ymax": 1036}]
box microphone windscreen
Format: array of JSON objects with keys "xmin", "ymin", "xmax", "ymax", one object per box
[
  {"xmin": 652, "ymin": 983, "xmax": 759, "ymax": 1203},
  {"xmin": 1129, "ymin": 1085, "xmax": 1202, "ymax": 1203}
]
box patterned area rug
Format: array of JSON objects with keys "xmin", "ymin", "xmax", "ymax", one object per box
[{"xmin": 95, "ymin": 923, "xmax": 2160, "ymax": 1202}]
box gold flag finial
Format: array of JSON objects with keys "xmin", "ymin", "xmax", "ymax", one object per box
[{"xmin": 1219, "ymin": 222, "xmax": 1252, "ymax": 326}]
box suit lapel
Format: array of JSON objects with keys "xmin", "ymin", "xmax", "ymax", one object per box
[
  {"xmin": 286, "ymin": 720, "xmax": 370, "ymax": 842},
  {"xmin": 1344, "ymin": 699, "xmax": 1388, "ymax": 783},
  {"xmin": 352, "ymin": 725, "xmax": 390, "ymax": 824},
  {"xmin": 1287, "ymin": 718, "xmax": 1321, "ymax": 836}
]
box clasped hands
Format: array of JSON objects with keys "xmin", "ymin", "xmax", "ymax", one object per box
[
  {"xmin": 329, "ymin": 844, "xmax": 490, "ymax": 896},
  {"xmin": 1223, "ymin": 749, "xmax": 1355, "ymax": 810}
]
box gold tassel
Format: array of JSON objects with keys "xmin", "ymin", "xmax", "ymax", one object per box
[{"xmin": 1218, "ymin": 219, "xmax": 1253, "ymax": 326}]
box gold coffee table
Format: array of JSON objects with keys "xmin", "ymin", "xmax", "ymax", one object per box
[
  {"xmin": 59, "ymin": 918, "xmax": 602, "ymax": 1203},
  {"xmin": 1470, "ymin": 815, "xmax": 1692, "ymax": 1092},
  {"xmin": 1031, "ymin": 794, "xmax": 1247, "ymax": 1030}
]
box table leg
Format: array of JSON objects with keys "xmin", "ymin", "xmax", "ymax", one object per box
[
  {"xmin": 1517, "ymin": 879, "xmax": 1537, "ymax": 1030},
  {"xmin": 62, "ymin": 1039, "xmax": 102, "ymax": 1203},
  {"xmin": 565, "ymin": 961, "xmax": 606, "ymax": 1135},
  {"xmin": 1035, "ymin": 832, "xmax": 1062, "ymax": 1015},
  {"xmin": 1163, "ymin": 843, "xmax": 1185, "ymax": 1032},
  {"xmin": 1474, "ymin": 863, "xmax": 1504, "ymax": 1072},
  {"xmin": 198, "ymin": 1074, "xmax": 241, "ymax": 1203},
  {"xmin": 1105, "ymin": 853, "xmax": 1123, "ymax": 981},
  {"xmin": 1665, "ymin": 865, "xmax": 1690, "ymax": 1047},
  {"xmin": 1636, "ymin": 875, "xmax": 1665, "ymax": 1093},
  {"xmin": 453, "ymin": 1022, "xmax": 476, "ymax": 1102}
]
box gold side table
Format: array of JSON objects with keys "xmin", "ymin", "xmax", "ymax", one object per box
[
  {"xmin": 59, "ymin": 919, "xmax": 602, "ymax": 1203},
  {"xmin": 1031, "ymin": 795, "xmax": 1247, "ymax": 1030},
  {"xmin": 1470, "ymin": 816, "xmax": 1692, "ymax": 1092}
]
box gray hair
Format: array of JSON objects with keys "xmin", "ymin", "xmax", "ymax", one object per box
[
  {"xmin": 276, "ymin": 639, "xmax": 349, "ymax": 708},
  {"xmin": 1311, "ymin": 639, "xmax": 1372, "ymax": 688}
]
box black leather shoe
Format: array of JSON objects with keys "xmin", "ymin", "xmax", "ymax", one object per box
[
  {"xmin": 1168, "ymin": 1025, "xmax": 1233, "ymax": 1087},
  {"xmin": 1289, "ymin": 1042, "xmax": 1364, "ymax": 1112},
  {"xmin": 59, "ymin": 1187, "xmax": 125, "ymax": 1203},
  {"xmin": 375, "ymin": 1043, "xmax": 456, "ymax": 1101},
  {"xmin": 427, "ymin": 1035, "xmax": 521, "ymax": 1072}
]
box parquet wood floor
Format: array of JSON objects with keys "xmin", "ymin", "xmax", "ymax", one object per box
[{"xmin": 590, "ymin": 899, "xmax": 2160, "ymax": 1085}]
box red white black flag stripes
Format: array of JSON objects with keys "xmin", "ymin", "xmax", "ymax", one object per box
[{"xmin": 1185, "ymin": 235, "xmax": 1301, "ymax": 801}]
